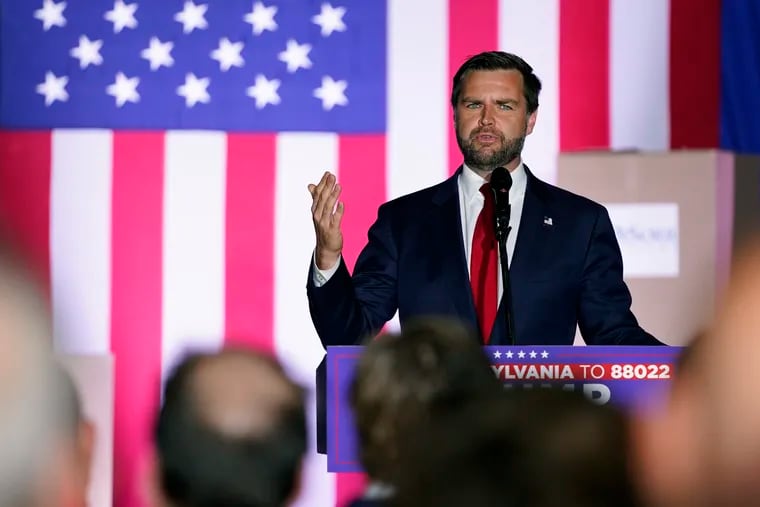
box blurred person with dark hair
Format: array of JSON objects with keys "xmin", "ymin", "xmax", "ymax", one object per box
[
  {"xmin": 348, "ymin": 317, "xmax": 503, "ymax": 507},
  {"xmin": 394, "ymin": 388, "xmax": 641, "ymax": 507},
  {"xmin": 148, "ymin": 348, "xmax": 307, "ymax": 507}
]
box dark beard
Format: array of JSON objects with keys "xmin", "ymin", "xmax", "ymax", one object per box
[{"xmin": 456, "ymin": 129, "xmax": 526, "ymax": 173}]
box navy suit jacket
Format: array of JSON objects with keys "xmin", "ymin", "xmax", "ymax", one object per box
[
  {"xmin": 308, "ymin": 166, "xmax": 660, "ymax": 347},
  {"xmin": 309, "ymin": 166, "xmax": 662, "ymax": 452}
]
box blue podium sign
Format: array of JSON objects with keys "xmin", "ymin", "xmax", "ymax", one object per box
[{"xmin": 326, "ymin": 345, "xmax": 683, "ymax": 472}]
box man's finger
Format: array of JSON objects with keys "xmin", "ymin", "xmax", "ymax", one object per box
[
  {"xmin": 332, "ymin": 201, "xmax": 345, "ymax": 228},
  {"xmin": 321, "ymin": 183, "xmax": 342, "ymax": 223}
]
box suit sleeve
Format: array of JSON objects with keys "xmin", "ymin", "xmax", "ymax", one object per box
[
  {"xmin": 306, "ymin": 203, "xmax": 399, "ymax": 348},
  {"xmin": 577, "ymin": 206, "xmax": 664, "ymax": 346}
]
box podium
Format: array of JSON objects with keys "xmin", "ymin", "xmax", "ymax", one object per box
[{"xmin": 326, "ymin": 345, "xmax": 683, "ymax": 472}]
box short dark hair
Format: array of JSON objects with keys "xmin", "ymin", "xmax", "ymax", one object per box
[
  {"xmin": 395, "ymin": 388, "xmax": 640, "ymax": 507},
  {"xmin": 451, "ymin": 51, "xmax": 542, "ymax": 114},
  {"xmin": 349, "ymin": 317, "xmax": 501, "ymax": 483},
  {"xmin": 156, "ymin": 350, "xmax": 307, "ymax": 507}
]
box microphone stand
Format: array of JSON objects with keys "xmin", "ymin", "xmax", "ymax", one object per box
[{"xmin": 495, "ymin": 207, "xmax": 516, "ymax": 346}]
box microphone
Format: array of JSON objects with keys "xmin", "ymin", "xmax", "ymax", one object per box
[{"xmin": 490, "ymin": 167, "xmax": 512, "ymax": 242}]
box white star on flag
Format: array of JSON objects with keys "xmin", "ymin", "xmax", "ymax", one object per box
[
  {"xmin": 104, "ymin": 0, "xmax": 138, "ymax": 34},
  {"xmin": 312, "ymin": 2, "xmax": 346, "ymax": 37},
  {"xmin": 177, "ymin": 73, "xmax": 210, "ymax": 107},
  {"xmin": 493, "ymin": 350, "xmax": 502, "ymax": 359},
  {"xmin": 36, "ymin": 71, "xmax": 69, "ymax": 106},
  {"xmin": 69, "ymin": 35, "xmax": 103, "ymax": 69},
  {"xmin": 246, "ymin": 74, "xmax": 281, "ymax": 109},
  {"xmin": 34, "ymin": 0, "xmax": 67, "ymax": 31},
  {"xmin": 517, "ymin": 350, "xmax": 526, "ymax": 359},
  {"xmin": 210, "ymin": 38, "xmax": 244, "ymax": 72},
  {"xmin": 141, "ymin": 37, "xmax": 174, "ymax": 71},
  {"xmin": 278, "ymin": 39, "xmax": 312, "ymax": 73},
  {"xmin": 243, "ymin": 1, "xmax": 277, "ymax": 35},
  {"xmin": 541, "ymin": 350, "xmax": 549, "ymax": 358},
  {"xmin": 313, "ymin": 75, "xmax": 347, "ymax": 111},
  {"xmin": 174, "ymin": 1, "xmax": 208, "ymax": 34},
  {"xmin": 106, "ymin": 72, "xmax": 140, "ymax": 107},
  {"xmin": 529, "ymin": 350, "xmax": 537, "ymax": 358},
  {"xmin": 506, "ymin": 351, "xmax": 514, "ymax": 359}
]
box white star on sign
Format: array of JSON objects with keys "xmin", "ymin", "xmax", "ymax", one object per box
[
  {"xmin": 210, "ymin": 38, "xmax": 244, "ymax": 71},
  {"xmin": 177, "ymin": 73, "xmax": 210, "ymax": 107},
  {"xmin": 243, "ymin": 1, "xmax": 277, "ymax": 35},
  {"xmin": 36, "ymin": 71, "xmax": 69, "ymax": 106},
  {"xmin": 34, "ymin": 0, "xmax": 66, "ymax": 31},
  {"xmin": 174, "ymin": 1, "xmax": 208, "ymax": 34},
  {"xmin": 517, "ymin": 350, "xmax": 526, "ymax": 359},
  {"xmin": 541, "ymin": 350, "xmax": 549, "ymax": 359},
  {"xmin": 106, "ymin": 72, "xmax": 140, "ymax": 107},
  {"xmin": 141, "ymin": 37, "xmax": 174, "ymax": 71},
  {"xmin": 529, "ymin": 350, "xmax": 538, "ymax": 359},
  {"xmin": 69, "ymin": 35, "xmax": 103, "ymax": 69},
  {"xmin": 278, "ymin": 39, "xmax": 312, "ymax": 73},
  {"xmin": 246, "ymin": 74, "xmax": 280, "ymax": 109},
  {"xmin": 313, "ymin": 75, "xmax": 347, "ymax": 111},
  {"xmin": 505, "ymin": 351, "xmax": 514, "ymax": 359},
  {"xmin": 493, "ymin": 350, "xmax": 502, "ymax": 359},
  {"xmin": 104, "ymin": 0, "xmax": 138, "ymax": 33},
  {"xmin": 312, "ymin": 2, "xmax": 346, "ymax": 37}
]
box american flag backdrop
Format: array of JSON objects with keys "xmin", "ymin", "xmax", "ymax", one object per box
[{"xmin": 0, "ymin": 0, "xmax": 749, "ymax": 506}]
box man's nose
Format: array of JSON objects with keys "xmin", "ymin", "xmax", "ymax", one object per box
[{"xmin": 478, "ymin": 104, "xmax": 495, "ymax": 126}]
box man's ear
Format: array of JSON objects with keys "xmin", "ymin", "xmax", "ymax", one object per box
[
  {"xmin": 526, "ymin": 108, "xmax": 538, "ymax": 135},
  {"xmin": 78, "ymin": 420, "xmax": 95, "ymax": 484}
]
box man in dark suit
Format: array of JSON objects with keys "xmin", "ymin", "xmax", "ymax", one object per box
[{"xmin": 307, "ymin": 51, "xmax": 662, "ymax": 450}]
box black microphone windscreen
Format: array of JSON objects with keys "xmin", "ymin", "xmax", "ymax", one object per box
[{"xmin": 490, "ymin": 167, "xmax": 512, "ymax": 192}]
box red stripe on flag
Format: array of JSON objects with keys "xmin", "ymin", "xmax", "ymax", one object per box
[
  {"xmin": 559, "ymin": 0, "xmax": 610, "ymax": 151},
  {"xmin": 110, "ymin": 132, "xmax": 164, "ymax": 507},
  {"xmin": 224, "ymin": 134, "xmax": 277, "ymax": 353},
  {"xmin": 0, "ymin": 131, "xmax": 52, "ymax": 292},
  {"xmin": 334, "ymin": 134, "xmax": 385, "ymax": 505},
  {"xmin": 335, "ymin": 472, "xmax": 369, "ymax": 507},
  {"xmin": 448, "ymin": 0, "xmax": 500, "ymax": 175},
  {"xmin": 669, "ymin": 0, "xmax": 721, "ymax": 148},
  {"xmin": 338, "ymin": 135, "xmax": 387, "ymax": 272}
]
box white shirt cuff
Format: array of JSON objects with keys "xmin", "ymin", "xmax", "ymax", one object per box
[{"xmin": 312, "ymin": 250, "xmax": 341, "ymax": 287}]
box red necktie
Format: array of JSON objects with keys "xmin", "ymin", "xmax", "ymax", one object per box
[{"xmin": 470, "ymin": 183, "xmax": 498, "ymax": 344}]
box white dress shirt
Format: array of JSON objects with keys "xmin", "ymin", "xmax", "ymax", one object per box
[{"xmin": 312, "ymin": 163, "xmax": 528, "ymax": 294}]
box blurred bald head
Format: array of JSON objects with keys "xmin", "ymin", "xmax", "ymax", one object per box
[
  {"xmin": 0, "ymin": 238, "xmax": 60, "ymax": 506},
  {"xmin": 697, "ymin": 240, "xmax": 760, "ymax": 504},
  {"xmin": 155, "ymin": 348, "xmax": 307, "ymax": 507}
]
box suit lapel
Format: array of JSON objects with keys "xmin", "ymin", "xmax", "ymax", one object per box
[
  {"xmin": 510, "ymin": 166, "xmax": 547, "ymax": 280},
  {"xmin": 490, "ymin": 166, "xmax": 547, "ymax": 345},
  {"xmin": 430, "ymin": 168, "xmax": 479, "ymax": 332}
]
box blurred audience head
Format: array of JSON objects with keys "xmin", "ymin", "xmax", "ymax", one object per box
[
  {"xmin": 394, "ymin": 388, "xmax": 640, "ymax": 507},
  {"xmin": 350, "ymin": 316, "xmax": 501, "ymax": 487},
  {"xmin": 152, "ymin": 347, "xmax": 307, "ymax": 507},
  {"xmin": 632, "ymin": 330, "xmax": 708, "ymax": 507},
  {"xmin": 697, "ymin": 241, "xmax": 760, "ymax": 505},
  {"xmin": 634, "ymin": 238, "xmax": 760, "ymax": 507},
  {"xmin": 0, "ymin": 237, "xmax": 71, "ymax": 506},
  {"xmin": 51, "ymin": 362, "xmax": 96, "ymax": 507}
]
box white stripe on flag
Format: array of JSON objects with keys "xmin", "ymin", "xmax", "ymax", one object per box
[
  {"xmin": 275, "ymin": 132, "xmax": 338, "ymax": 507},
  {"xmin": 162, "ymin": 131, "xmax": 226, "ymax": 380},
  {"xmin": 387, "ymin": 0, "xmax": 449, "ymax": 199},
  {"xmin": 50, "ymin": 129, "xmax": 112, "ymax": 354},
  {"xmin": 610, "ymin": 0, "xmax": 670, "ymax": 151},
  {"xmin": 499, "ymin": 0, "xmax": 561, "ymax": 184}
]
